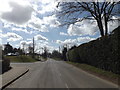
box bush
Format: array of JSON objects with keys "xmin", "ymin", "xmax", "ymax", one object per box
[
  {"xmin": 4, "ymin": 55, "xmax": 37, "ymax": 62},
  {"xmin": 67, "ymin": 26, "xmax": 120, "ymax": 74},
  {"xmin": 2, "ymin": 57, "xmax": 11, "ymax": 73},
  {"xmin": 67, "ymin": 47, "xmax": 80, "ymax": 62}
]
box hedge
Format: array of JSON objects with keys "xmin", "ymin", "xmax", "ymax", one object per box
[
  {"xmin": 67, "ymin": 26, "xmax": 120, "ymax": 74},
  {"xmin": 2, "ymin": 57, "xmax": 11, "ymax": 73}
]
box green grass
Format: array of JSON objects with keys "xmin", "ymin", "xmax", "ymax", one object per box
[
  {"xmin": 5, "ymin": 55, "xmax": 38, "ymax": 63},
  {"xmin": 66, "ymin": 61, "xmax": 120, "ymax": 84}
]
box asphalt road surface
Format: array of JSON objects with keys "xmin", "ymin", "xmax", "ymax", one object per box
[{"xmin": 6, "ymin": 59, "xmax": 118, "ymax": 88}]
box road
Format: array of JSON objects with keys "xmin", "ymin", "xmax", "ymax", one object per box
[{"xmin": 5, "ymin": 59, "xmax": 118, "ymax": 88}]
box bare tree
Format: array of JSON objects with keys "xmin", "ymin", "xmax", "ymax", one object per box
[
  {"xmin": 28, "ymin": 44, "xmax": 33, "ymax": 55},
  {"xmin": 57, "ymin": 2, "xmax": 120, "ymax": 37},
  {"xmin": 22, "ymin": 43, "xmax": 26, "ymax": 54},
  {"xmin": 28, "ymin": 37, "xmax": 35, "ymax": 58},
  {"xmin": 42, "ymin": 47, "xmax": 49, "ymax": 59}
]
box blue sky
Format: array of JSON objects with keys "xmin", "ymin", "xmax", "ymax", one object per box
[{"xmin": 0, "ymin": 0, "xmax": 119, "ymax": 53}]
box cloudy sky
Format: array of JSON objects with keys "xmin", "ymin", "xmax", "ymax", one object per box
[{"xmin": 0, "ymin": 0, "xmax": 119, "ymax": 53}]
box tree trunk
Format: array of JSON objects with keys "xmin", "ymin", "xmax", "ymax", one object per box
[
  {"xmin": 104, "ymin": 9, "xmax": 108, "ymax": 36},
  {"xmin": 105, "ymin": 19, "xmax": 108, "ymax": 36},
  {"xmin": 104, "ymin": 16, "xmax": 108, "ymax": 36},
  {"xmin": 97, "ymin": 20, "xmax": 105, "ymax": 37}
]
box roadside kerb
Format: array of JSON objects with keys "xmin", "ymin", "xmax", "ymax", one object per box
[{"xmin": 1, "ymin": 67, "xmax": 29, "ymax": 90}]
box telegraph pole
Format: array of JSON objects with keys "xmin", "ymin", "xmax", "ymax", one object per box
[
  {"xmin": 59, "ymin": 46, "xmax": 60, "ymax": 53},
  {"xmin": 32, "ymin": 37, "xmax": 35, "ymax": 58}
]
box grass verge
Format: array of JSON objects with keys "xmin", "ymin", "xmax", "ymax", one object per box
[
  {"xmin": 66, "ymin": 61, "xmax": 120, "ymax": 85},
  {"xmin": 5, "ymin": 55, "xmax": 38, "ymax": 63}
]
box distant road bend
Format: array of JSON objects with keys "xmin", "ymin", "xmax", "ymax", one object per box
[{"xmin": 6, "ymin": 59, "xmax": 118, "ymax": 88}]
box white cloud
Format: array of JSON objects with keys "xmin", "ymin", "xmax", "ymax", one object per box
[
  {"xmin": 3, "ymin": 23, "xmax": 12, "ymax": 29},
  {"xmin": 60, "ymin": 32, "xmax": 68, "ymax": 36},
  {"xmin": 12, "ymin": 27, "xmax": 31, "ymax": 34},
  {"xmin": 68, "ymin": 19, "xmax": 98, "ymax": 36},
  {"xmin": 107, "ymin": 18, "xmax": 119, "ymax": 33},
  {"xmin": 56, "ymin": 39, "xmax": 77, "ymax": 45},
  {"xmin": 0, "ymin": 38, "xmax": 2, "ymax": 44},
  {"xmin": 27, "ymin": 38, "xmax": 32, "ymax": 41},
  {"xmin": 2, "ymin": 20, "xmax": 28, "ymax": 29},
  {"xmin": 36, "ymin": 43, "xmax": 56, "ymax": 53},
  {"xmin": 29, "ymin": 15, "xmax": 60, "ymax": 32},
  {"xmin": 56, "ymin": 36, "xmax": 95, "ymax": 46},
  {"xmin": 2, "ymin": 32, "xmax": 23, "ymax": 41},
  {"xmin": 56, "ymin": 40, "xmax": 62, "ymax": 44},
  {"xmin": 46, "ymin": 45, "xmax": 56, "ymax": 53},
  {"xmin": 20, "ymin": 39, "xmax": 54, "ymax": 53},
  {"xmin": 56, "ymin": 39, "xmax": 78, "ymax": 49},
  {"xmin": 20, "ymin": 40, "xmax": 33, "ymax": 52},
  {"xmin": 28, "ymin": 14, "xmax": 49, "ymax": 32},
  {"xmin": 40, "ymin": 0, "xmax": 53, "ymax": 4},
  {"xmin": 15, "ymin": 44, "xmax": 20, "ymax": 47},
  {"xmin": 67, "ymin": 16, "xmax": 119, "ymax": 36},
  {"xmin": 20, "ymin": 40, "xmax": 32, "ymax": 45},
  {"xmin": 2, "ymin": 21, "xmax": 34, "ymax": 34},
  {"xmin": 77, "ymin": 37, "xmax": 95, "ymax": 43},
  {"xmin": 0, "ymin": 29, "xmax": 2, "ymax": 33},
  {"xmin": 38, "ymin": 1, "xmax": 58, "ymax": 14},
  {"xmin": 20, "ymin": 41, "xmax": 26, "ymax": 45},
  {"xmin": 0, "ymin": 32, "xmax": 2, "ymax": 38},
  {"xmin": 34, "ymin": 35, "xmax": 48, "ymax": 41},
  {"xmin": 40, "ymin": 25, "xmax": 49, "ymax": 32},
  {"xmin": 29, "ymin": 23, "xmax": 49, "ymax": 32},
  {"xmin": 43, "ymin": 15, "xmax": 61, "ymax": 28},
  {"xmin": 1, "ymin": 0, "xmax": 60, "ymax": 34},
  {"xmin": 1, "ymin": 1, "xmax": 33, "ymax": 25}
]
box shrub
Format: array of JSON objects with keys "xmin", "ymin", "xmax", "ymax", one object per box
[
  {"xmin": 67, "ymin": 26, "xmax": 120, "ymax": 74},
  {"xmin": 2, "ymin": 57, "xmax": 11, "ymax": 73}
]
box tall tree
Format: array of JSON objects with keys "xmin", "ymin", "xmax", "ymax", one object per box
[
  {"xmin": 13, "ymin": 48, "xmax": 18, "ymax": 53},
  {"xmin": 57, "ymin": 2, "xmax": 119, "ymax": 37},
  {"xmin": 62, "ymin": 46, "xmax": 67, "ymax": 61},
  {"xmin": 42, "ymin": 47, "xmax": 48, "ymax": 59},
  {"xmin": 17, "ymin": 47, "xmax": 23, "ymax": 55},
  {"xmin": 21, "ymin": 42, "xmax": 26, "ymax": 55},
  {"xmin": 51, "ymin": 50, "xmax": 62, "ymax": 59},
  {"xmin": 28, "ymin": 44, "xmax": 33, "ymax": 56},
  {"xmin": 4, "ymin": 42, "xmax": 13, "ymax": 54}
]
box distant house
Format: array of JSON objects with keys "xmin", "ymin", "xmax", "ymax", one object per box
[{"xmin": 15, "ymin": 52, "xmax": 19, "ymax": 56}]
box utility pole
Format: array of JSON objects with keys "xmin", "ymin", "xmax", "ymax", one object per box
[
  {"xmin": 59, "ymin": 46, "xmax": 60, "ymax": 53},
  {"xmin": 32, "ymin": 37, "xmax": 35, "ymax": 58}
]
